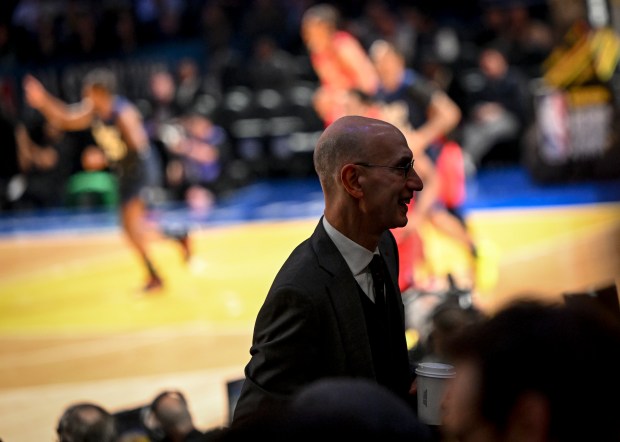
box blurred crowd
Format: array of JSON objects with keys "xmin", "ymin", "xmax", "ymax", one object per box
[{"xmin": 0, "ymin": 0, "xmax": 564, "ymax": 213}]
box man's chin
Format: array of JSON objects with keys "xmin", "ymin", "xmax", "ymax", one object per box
[{"xmin": 390, "ymin": 217, "xmax": 408, "ymax": 230}]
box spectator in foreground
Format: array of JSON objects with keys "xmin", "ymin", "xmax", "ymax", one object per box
[
  {"xmin": 441, "ymin": 298, "xmax": 620, "ymax": 442},
  {"xmin": 145, "ymin": 390, "xmax": 206, "ymax": 442},
  {"xmin": 115, "ymin": 389, "xmax": 227, "ymax": 442},
  {"xmin": 56, "ymin": 402, "xmax": 117, "ymax": 442},
  {"xmin": 221, "ymin": 378, "xmax": 433, "ymax": 441}
]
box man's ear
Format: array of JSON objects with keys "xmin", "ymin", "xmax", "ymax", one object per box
[
  {"xmin": 341, "ymin": 164, "xmax": 364, "ymax": 198},
  {"xmin": 506, "ymin": 392, "xmax": 550, "ymax": 442}
]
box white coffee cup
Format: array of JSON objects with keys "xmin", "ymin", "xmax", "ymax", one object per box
[{"xmin": 415, "ymin": 361, "xmax": 456, "ymax": 426}]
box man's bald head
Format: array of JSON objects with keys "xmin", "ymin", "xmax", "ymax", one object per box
[{"xmin": 313, "ymin": 115, "xmax": 399, "ymax": 193}]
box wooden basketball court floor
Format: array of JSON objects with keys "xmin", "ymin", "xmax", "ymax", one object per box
[{"xmin": 1, "ymin": 170, "xmax": 619, "ymax": 442}]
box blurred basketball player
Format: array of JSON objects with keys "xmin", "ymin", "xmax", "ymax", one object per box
[
  {"xmin": 23, "ymin": 68, "xmax": 190, "ymax": 292},
  {"xmin": 301, "ymin": 3, "xmax": 379, "ymax": 126}
]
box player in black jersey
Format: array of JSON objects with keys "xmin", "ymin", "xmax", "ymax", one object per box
[{"xmin": 24, "ymin": 68, "xmax": 190, "ymax": 292}]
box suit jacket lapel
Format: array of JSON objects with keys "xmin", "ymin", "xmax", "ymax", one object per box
[{"xmin": 311, "ymin": 219, "xmax": 375, "ymax": 378}]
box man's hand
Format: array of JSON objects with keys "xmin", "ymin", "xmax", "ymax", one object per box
[{"xmin": 409, "ymin": 377, "xmax": 418, "ymax": 395}]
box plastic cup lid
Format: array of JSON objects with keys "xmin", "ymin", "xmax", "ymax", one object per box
[{"xmin": 415, "ymin": 361, "xmax": 456, "ymax": 378}]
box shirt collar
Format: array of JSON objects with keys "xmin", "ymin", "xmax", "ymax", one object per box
[{"xmin": 323, "ymin": 217, "xmax": 378, "ymax": 276}]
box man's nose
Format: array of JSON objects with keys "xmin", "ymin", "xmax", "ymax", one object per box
[{"xmin": 407, "ymin": 169, "xmax": 423, "ymax": 191}]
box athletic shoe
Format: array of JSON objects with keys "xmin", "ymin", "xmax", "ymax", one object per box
[{"xmin": 143, "ymin": 275, "xmax": 163, "ymax": 292}]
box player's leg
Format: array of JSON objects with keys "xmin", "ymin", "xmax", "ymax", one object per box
[
  {"xmin": 143, "ymin": 145, "xmax": 192, "ymax": 263},
  {"xmin": 160, "ymin": 223, "xmax": 191, "ymax": 262},
  {"xmin": 427, "ymin": 208, "xmax": 477, "ymax": 257},
  {"xmin": 120, "ymin": 196, "xmax": 163, "ymax": 291}
]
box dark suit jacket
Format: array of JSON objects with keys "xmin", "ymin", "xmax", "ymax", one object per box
[{"xmin": 232, "ymin": 217, "xmax": 412, "ymax": 425}]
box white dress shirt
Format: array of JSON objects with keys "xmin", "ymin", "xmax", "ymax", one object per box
[{"xmin": 322, "ymin": 217, "xmax": 381, "ymax": 303}]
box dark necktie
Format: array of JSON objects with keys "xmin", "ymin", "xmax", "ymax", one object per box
[{"xmin": 369, "ymin": 254, "xmax": 387, "ymax": 314}]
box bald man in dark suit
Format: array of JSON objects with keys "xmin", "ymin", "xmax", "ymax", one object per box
[{"xmin": 232, "ymin": 115, "xmax": 424, "ymax": 426}]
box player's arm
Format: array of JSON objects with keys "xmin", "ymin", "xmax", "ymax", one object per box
[
  {"xmin": 116, "ymin": 104, "xmax": 149, "ymax": 153},
  {"xmin": 417, "ymin": 90, "xmax": 462, "ymax": 148},
  {"xmin": 23, "ymin": 75, "xmax": 94, "ymax": 131},
  {"xmin": 337, "ymin": 39, "xmax": 379, "ymax": 95},
  {"xmin": 406, "ymin": 76, "xmax": 462, "ymax": 149}
]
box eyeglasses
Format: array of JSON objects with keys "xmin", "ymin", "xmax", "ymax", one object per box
[{"xmin": 355, "ymin": 160, "xmax": 415, "ymax": 179}]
